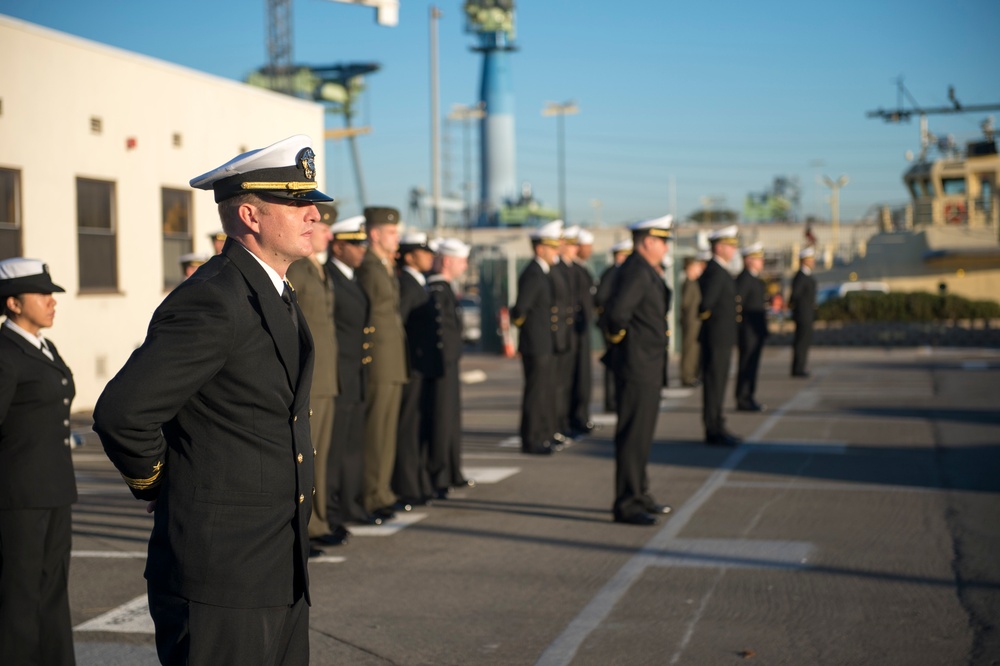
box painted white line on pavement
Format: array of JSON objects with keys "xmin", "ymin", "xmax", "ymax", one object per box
[
  {"xmin": 589, "ymin": 413, "xmax": 616, "ymax": 426},
  {"xmin": 350, "ymin": 511, "xmax": 427, "ymax": 537},
  {"xmin": 310, "ymin": 555, "xmax": 347, "ymax": 564},
  {"xmin": 535, "ymin": 384, "xmax": 820, "ymax": 666},
  {"xmin": 650, "ymin": 538, "xmax": 813, "ymax": 570},
  {"xmin": 498, "ymin": 436, "xmax": 522, "ymax": 448},
  {"xmin": 72, "ymin": 551, "xmax": 146, "ymax": 558},
  {"xmin": 463, "ymin": 467, "xmax": 520, "ymax": 484},
  {"xmin": 75, "ymin": 594, "xmax": 154, "ymax": 634},
  {"xmin": 727, "ymin": 480, "xmax": 939, "ymax": 494}
]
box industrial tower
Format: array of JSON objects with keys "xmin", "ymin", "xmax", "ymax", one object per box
[{"xmin": 465, "ymin": 1, "xmax": 517, "ymax": 226}]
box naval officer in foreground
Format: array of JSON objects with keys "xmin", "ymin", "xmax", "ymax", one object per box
[
  {"xmin": 94, "ymin": 135, "xmax": 330, "ymax": 665},
  {"xmin": 602, "ymin": 216, "xmax": 674, "ymax": 525}
]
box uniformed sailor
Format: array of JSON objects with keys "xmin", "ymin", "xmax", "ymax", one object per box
[
  {"xmin": 594, "ymin": 239, "xmax": 632, "ymax": 412},
  {"xmin": 393, "ymin": 231, "xmax": 435, "ymax": 508},
  {"xmin": 568, "ymin": 228, "xmax": 597, "ymax": 437},
  {"xmin": 0, "ymin": 258, "xmax": 77, "ymax": 666},
  {"xmin": 735, "ymin": 242, "xmax": 768, "ymax": 411},
  {"xmin": 602, "ymin": 215, "xmax": 674, "ymax": 525},
  {"xmin": 790, "ymin": 246, "xmax": 818, "ymax": 377},
  {"xmin": 93, "ymin": 135, "xmax": 330, "ymax": 664},
  {"xmin": 510, "ymin": 220, "xmax": 563, "ymax": 455},
  {"xmin": 414, "ymin": 238, "xmax": 474, "ymax": 496},
  {"xmin": 551, "ymin": 223, "xmax": 577, "ymax": 442},
  {"xmin": 699, "ymin": 225, "xmax": 743, "ymax": 446},
  {"xmin": 679, "ymin": 251, "xmax": 709, "ymax": 387},
  {"xmin": 327, "ymin": 216, "xmax": 380, "ymax": 531},
  {"xmin": 178, "ymin": 252, "xmax": 211, "ymax": 280}
]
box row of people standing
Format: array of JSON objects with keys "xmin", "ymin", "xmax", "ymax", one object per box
[{"xmin": 510, "ymin": 221, "xmax": 598, "ymax": 456}]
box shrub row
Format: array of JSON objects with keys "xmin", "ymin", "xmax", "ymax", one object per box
[{"xmin": 817, "ymin": 291, "xmax": 1000, "ymax": 322}]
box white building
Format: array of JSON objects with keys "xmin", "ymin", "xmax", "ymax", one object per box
[{"xmin": 0, "ymin": 15, "xmax": 328, "ymax": 409}]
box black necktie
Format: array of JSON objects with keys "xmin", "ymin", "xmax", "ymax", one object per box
[{"xmin": 281, "ymin": 281, "xmax": 299, "ymax": 334}]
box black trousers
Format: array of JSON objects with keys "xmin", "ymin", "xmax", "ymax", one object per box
[
  {"xmin": 423, "ymin": 362, "xmax": 463, "ymax": 490},
  {"xmin": 554, "ymin": 344, "xmax": 576, "ymax": 435},
  {"xmin": 393, "ymin": 371, "xmax": 433, "ymax": 502},
  {"xmin": 792, "ymin": 318, "xmax": 813, "ymax": 375},
  {"xmin": 148, "ymin": 584, "xmax": 308, "ymax": 666},
  {"xmin": 569, "ymin": 330, "xmax": 593, "ymax": 431},
  {"xmin": 602, "ymin": 342, "xmax": 617, "ymax": 412},
  {"xmin": 520, "ymin": 354, "xmax": 556, "ymax": 450},
  {"xmin": 0, "ymin": 505, "xmax": 75, "ymax": 666},
  {"xmin": 330, "ymin": 397, "xmax": 367, "ymax": 524},
  {"xmin": 736, "ymin": 331, "xmax": 765, "ymax": 406},
  {"xmin": 612, "ymin": 376, "xmax": 660, "ymax": 519},
  {"xmin": 701, "ymin": 340, "xmax": 732, "ymax": 436}
]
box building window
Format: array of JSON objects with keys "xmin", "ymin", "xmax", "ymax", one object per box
[
  {"xmin": 77, "ymin": 178, "xmax": 118, "ymax": 291},
  {"xmin": 162, "ymin": 187, "xmax": 193, "ymax": 289},
  {"xmin": 0, "ymin": 168, "xmax": 22, "ymax": 260},
  {"xmin": 942, "ymin": 178, "xmax": 967, "ymax": 196}
]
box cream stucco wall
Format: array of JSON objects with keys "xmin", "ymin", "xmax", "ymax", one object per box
[{"xmin": 0, "ymin": 16, "xmax": 328, "ymax": 409}]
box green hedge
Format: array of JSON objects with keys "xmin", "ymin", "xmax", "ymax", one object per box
[{"xmin": 817, "ymin": 292, "xmax": 1000, "ymax": 322}]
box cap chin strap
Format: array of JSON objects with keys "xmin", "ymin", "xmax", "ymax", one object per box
[{"xmin": 240, "ymin": 181, "xmax": 319, "ymax": 192}]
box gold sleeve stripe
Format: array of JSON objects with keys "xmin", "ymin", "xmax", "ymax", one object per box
[
  {"xmin": 513, "ymin": 316, "xmax": 526, "ymax": 327},
  {"xmin": 121, "ymin": 461, "xmax": 164, "ymax": 490},
  {"xmin": 699, "ymin": 311, "xmax": 711, "ymax": 320},
  {"xmin": 606, "ymin": 329, "xmax": 626, "ymax": 344}
]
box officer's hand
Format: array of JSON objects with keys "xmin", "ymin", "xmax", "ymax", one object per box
[{"xmin": 146, "ymin": 500, "xmax": 157, "ymax": 514}]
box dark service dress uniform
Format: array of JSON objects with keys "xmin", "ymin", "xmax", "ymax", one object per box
[
  {"xmin": 698, "ymin": 258, "xmax": 737, "ymax": 439},
  {"xmin": 790, "ymin": 267, "xmax": 817, "ymax": 376},
  {"xmin": 94, "ymin": 242, "xmax": 316, "ymax": 665},
  {"xmin": 0, "ymin": 324, "xmax": 77, "ymax": 666},
  {"xmin": 734, "ymin": 267, "xmax": 768, "ymax": 408},
  {"xmin": 603, "ymin": 252, "xmax": 671, "ymax": 522},
  {"xmin": 511, "ymin": 258, "xmax": 558, "ymax": 453},
  {"xmin": 593, "ymin": 263, "xmax": 620, "ymax": 412},
  {"xmin": 414, "ymin": 275, "xmax": 466, "ymax": 491},
  {"xmin": 550, "ymin": 258, "xmax": 576, "ymax": 436},
  {"xmin": 569, "ymin": 259, "xmax": 596, "ymax": 433},
  {"xmin": 327, "ymin": 258, "xmax": 374, "ymax": 524}
]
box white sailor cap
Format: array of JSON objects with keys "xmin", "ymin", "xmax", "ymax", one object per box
[
  {"xmin": 530, "ymin": 220, "xmax": 564, "ymax": 247},
  {"xmin": 178, "ymin": 252, "xmax": 211, "ymax": 267},
  {"xmin": 190, "ymin": 135, "xmax": 334, "ymax": 204},
  {"xmin": 436, "ymin": 237, "xmax": 471, "ymax": 258},
  {"xmin": 0, "ymin": 258, "xmax": 65, "ymax": 298},
  {"xmin": 800, "ymin": 246, "xmax": 816, "ymax": 259},
  {"xmin": 561, "ymin": 224, "xmax": 581, "ymax": 242},
  {"xmin": 610, "ymin": 239, "xmax": 633, "ymax": 255},
  {"xmin": 708, "ymin": 225, "xmax": 739, "ymax": 245},
  {"xmin": 629, "ymin": 214, "xmax": 673, "ymax": 238},
  {"xmin": 578, "ymin": 229, "xmax": 594, "ymax": 245},
  {"xmin": 741, "ymin": 242, "xmax": 765, "ymax": 258},
  {"xmin": 330, "ymin": 215, "xmax": 367, "ymax": 242},
  {"xmin": 399, "ymin": 231, "xmax": 431, "ymax": 253}
]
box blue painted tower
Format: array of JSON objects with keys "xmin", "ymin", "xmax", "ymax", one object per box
[{"xmin": 465, "ymin": 1, "xmax": 517, "ymax": 226}]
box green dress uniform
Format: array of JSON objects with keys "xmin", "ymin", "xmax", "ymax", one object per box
[{"xmin": 357, "ymin": 248, "xmax": 409, "ymax": 512}]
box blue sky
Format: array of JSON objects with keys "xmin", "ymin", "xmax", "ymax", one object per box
[{"xmin": 2, "ymin": 0, "xmax": 997, "ymax": 226}]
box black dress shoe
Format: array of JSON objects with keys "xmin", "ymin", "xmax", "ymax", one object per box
[
  {"xmin": 614, "ymin": 512, "xmax": 658, "ymax": 526},
  {"xmin": 452, "ymin": 478, "xmax": 476, "ymax": 489},
  {"xmin": 705, "ymin": 431, "xmax": 742, "ymax": 446},
  {"xmin": 522, "ymin": 444, "xmax": 554, "ymax": 455},
  {"xmin": 391, "ymin": 500, "xmax": 413, "ymax": 513},
  {"xmin": 373, "ymin": 507, "xmax": 396, "ymax": 521},
  {"xmin": 648, "ymin": 504, "xmax": 672, "ymax": 515},
  {"xmin": 736, "ymin": 401, "xmax": 766, "ymax": 412},
  {"xmin": 308, "ymin": 546, "xmax": 325, "ymax": 558},
  {"xmin": 352, "ymin": 513, "xmax": 383, "ymax": 526},
  {"xmin": 312, "ymin": 527, "xmax": 350, "ymax": 547},
  {"xmin": 792, "ymin": 371, "xmax": 810, "ymax": 378}
]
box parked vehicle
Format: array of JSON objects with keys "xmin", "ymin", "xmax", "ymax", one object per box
[{"xmin": 817, "ymin": 281, "xmax": 890, "ymax": 305}]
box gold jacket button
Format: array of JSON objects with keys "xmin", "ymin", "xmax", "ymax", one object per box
[
  {"xmin": 297, "ymin": 453, "xmax": 304, "ymax": 463},
  {"xmin": 312, "ymin": 487, "xmax": 316, "ymax": 496},
  {"xmin": 298, "ymin": 494, "xmax": 305, "ymax": 504},
  {"xmin": 313, "ymin": 448, "xmax": 317, "ymax": 456},
  {"xmin": 308, "ymin": 409, "xmax": 313, "ymax": 417},
  {"xmin": 293, "ymin": 415, "xmax": 298, "ymax": 422}
]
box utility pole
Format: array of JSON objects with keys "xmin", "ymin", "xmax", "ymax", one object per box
[
  {"xmin": 822, "ymin": 175, "xmax": 849, "ymax": 261},
  {"xmin": 542, "ymin": 100, "xmax": 579, "ymax": 221},
  {"xmin": 430, "ymin": 5, "xmax": 443, "ymax": 231}
]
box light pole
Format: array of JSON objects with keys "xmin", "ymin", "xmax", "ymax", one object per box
[
  {"xmin": 542, "ymin": 100, "xmax": 579, "ymax": 221},
  {"xmin": 821, "ymin": 174, "xmax": 849, "ymax": 261},
  {"xmin": 447, "ymin": 103, "xmax": 486, "ymax": 234},
  {"xmin": 429, "ymin": 5, "xmax": 443, "ymax": 230}
]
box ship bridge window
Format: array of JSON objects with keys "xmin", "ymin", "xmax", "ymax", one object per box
[{"xmin": 942, "ymin": 178, "xmax": 966, "ymax": 195}]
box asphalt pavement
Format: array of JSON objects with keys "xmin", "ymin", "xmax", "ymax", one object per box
[{"xmin": 67, "ymin": 345, "xmax": 1000, "ymax": 665}]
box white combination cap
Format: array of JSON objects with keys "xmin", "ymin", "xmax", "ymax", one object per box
[
  {"xmin": 708, "ymin": 225, "xmax": 739, "ymax": 245},
  {"xmin": 0, "ymin": 258, "xmax": 65, "ymax": 297},
  {"xmin": 741, "ymin": 241, "xmax": 764, "ymax": 257},
  {"xmin": 330, "ymin": 215, "xmax": 367, "ymax": 241},
  {"xmin": 629, "ymin": 214, "xmax": 673, "ymax": 238},
  {"xmin": 800, "ymin": 246, "xmax": 816, "ymax": 259},
  {"xmin": 190, "ymin": 135, "xmax": 333, "ymax": 204},
  {"xmin": 530, "ymin": 220, "xmax": 564, "ymax": 247},
  {"xmin": 436, "ymin": 237, "xmax": 471, "ymax": 258},
  {"xmin": 610, "ymin": 239, "xmax": 633, "ymax": 254},
  {"xmin": 577, "ymin": 229, "xmax": 594, "ymax": 245}
]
